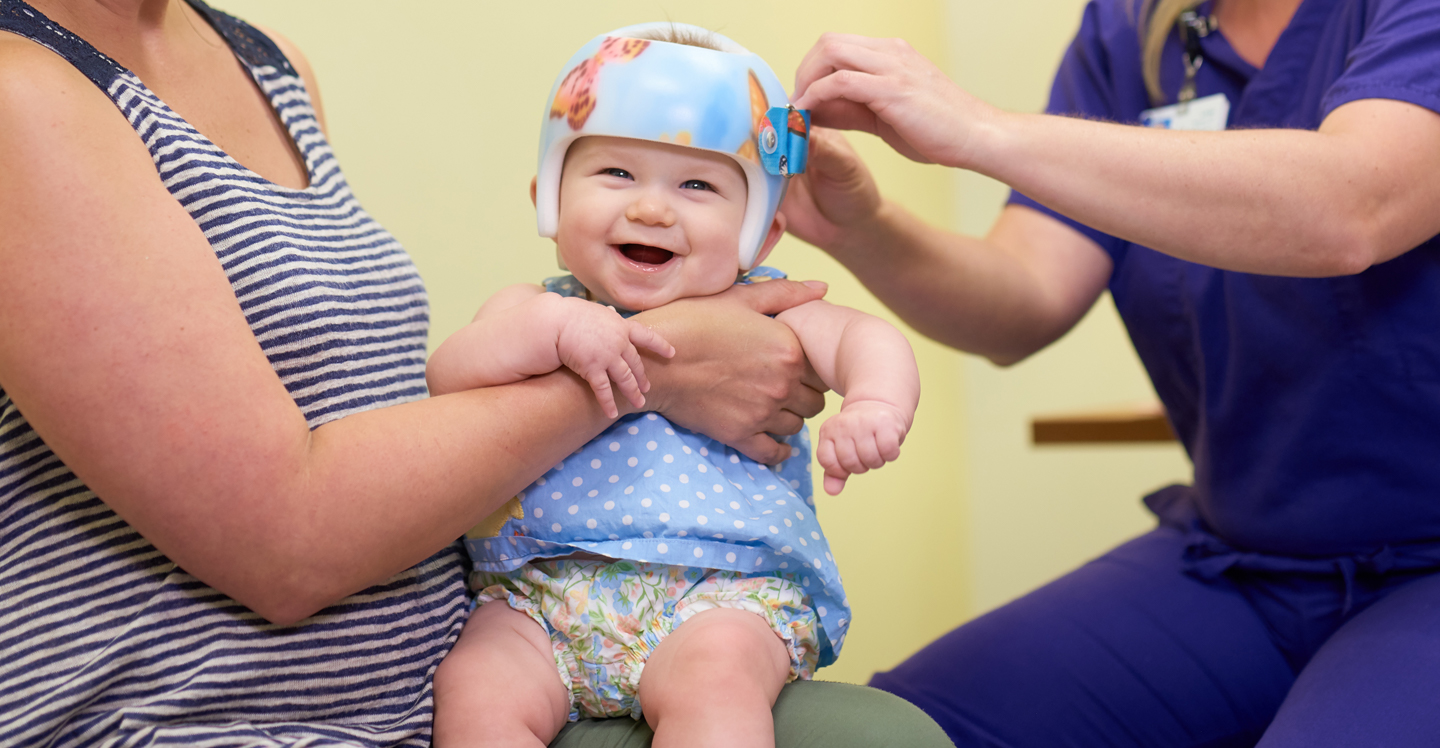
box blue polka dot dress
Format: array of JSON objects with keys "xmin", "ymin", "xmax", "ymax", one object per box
[{"xmin": 465, "ymin": 268, "xmax": 850, "ymax": 666}]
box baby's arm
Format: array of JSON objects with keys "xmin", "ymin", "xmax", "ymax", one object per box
[
  {"xmin": 775, "ymin": 300, "xmax": 920, "ymax": 495},
  {"xmin": 427, "ymin": 283, "xmax": 674, "ymax": 418}
]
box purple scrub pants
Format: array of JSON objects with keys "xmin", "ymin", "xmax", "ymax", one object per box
[{"xmin": 871, "ymin": 518, "xmax": 1440, "ymax": 747}]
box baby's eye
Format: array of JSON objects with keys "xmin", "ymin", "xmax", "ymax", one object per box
[
  {"xmin": 681, "ymin": 179, "xmax": 714, "ymax": 191},
  {"xmin": 601, "ymin": 168, "xmax": 633, "ymax": 179}
]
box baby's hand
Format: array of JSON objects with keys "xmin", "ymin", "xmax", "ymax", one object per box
[
  {"xmin": 549, "ymin": 296, "xmax": 675, "ymax": 418},
  {"xmin": 816, "ymin": 399, "xmax": 910, "ymax": 495}
]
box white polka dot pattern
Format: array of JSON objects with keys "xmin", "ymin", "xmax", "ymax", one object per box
[{"xmin": 463, "ymin": 270, "xmax": 850, "ymax": 667}]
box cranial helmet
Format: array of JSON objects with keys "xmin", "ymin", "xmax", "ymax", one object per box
[{"xmin": 536, "ymin": 23, "xmax": 810, "ymax": 271}]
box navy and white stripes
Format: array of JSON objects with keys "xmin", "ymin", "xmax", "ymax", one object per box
[{"xmin": 0, "ymin": 1, "xmax": 467, "ymax": 744}]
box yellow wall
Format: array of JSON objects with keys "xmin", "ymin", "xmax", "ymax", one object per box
[
  {"xmin": 945, "ymin": 0, "xmax": 1193, "ymax": 616},
  {"xmin": 220, "ymin": 0, "xmax": 965, "ymax": 685},
  {"xmin": 220, "ymin": 0, "xmax": 1196, "ymax": 686}
]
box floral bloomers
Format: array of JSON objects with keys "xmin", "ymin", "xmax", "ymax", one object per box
[{"xmin": 473, "ymin": 558, "xmax": 820, "ymax": 721}]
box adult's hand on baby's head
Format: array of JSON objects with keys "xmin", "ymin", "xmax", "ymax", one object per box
[
  {"xmin": 635, "ymin": 279, "xmax": 830, "ymax": 465},
  {"xmin": 781, "ymin": 127, "xmax": 882, "ymax": 254}
]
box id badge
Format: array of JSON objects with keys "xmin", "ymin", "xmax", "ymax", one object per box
[{"xmin": 1139, "ymin": 93, "xmax": 1230, "ymax": 131}]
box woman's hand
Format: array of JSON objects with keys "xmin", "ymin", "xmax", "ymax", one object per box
[
  {"xmin": 781, "ymin": 127, "xmax": 884, "ymax": 256},
  {"xmin": 791, "ymin": 33, "xmax": 997, "ymax": 169},
  {"xmin": 634, "ymin": 279, "xmax": 830, "ymax": 465}
]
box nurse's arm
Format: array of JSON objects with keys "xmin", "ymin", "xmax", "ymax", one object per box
[
  {"xmin": 968, "ymin": 98, "xmax": 1440, "ymax": 277},
  {"xmin": 783, "ymin": 129, "xmax": 1111, "ymax": 366},
  {"xmin": 791, "ymin": 35, "xmax": 1440, "ymax": 277}
]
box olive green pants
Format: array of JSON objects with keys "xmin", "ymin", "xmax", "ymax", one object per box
[{"xmin": 549, "ymin": 680, "xmax": 953, "ymax": 747}]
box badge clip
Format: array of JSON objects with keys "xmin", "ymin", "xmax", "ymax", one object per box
[{"xmin": 760, "ymin": 106, "xmax": 811, "ymax": 177}]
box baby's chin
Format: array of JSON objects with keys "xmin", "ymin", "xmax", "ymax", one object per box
[{"xmin": 595, "ymin": 288, "xmax": 678, "ymax": 313}]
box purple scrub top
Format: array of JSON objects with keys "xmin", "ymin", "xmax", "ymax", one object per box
[{"xmin": 1009, "ymin": 0, "xmax": 1440, "ymax": 557}]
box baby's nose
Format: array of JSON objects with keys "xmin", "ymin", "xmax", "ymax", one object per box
[{"xmin": 625, "ymin": 195, "xmax": 676, "ymax": 227}]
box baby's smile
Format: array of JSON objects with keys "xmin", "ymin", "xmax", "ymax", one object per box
[{"xmin": 616, "ymin": 243, "xmax": 675, "ymax": 267}]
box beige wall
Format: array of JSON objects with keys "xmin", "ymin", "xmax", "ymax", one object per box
[
  {"xmin": 218, "ymin": 0, "xmax": 1193, "ymax": 686},
  {"xmin": 220, "ymin": 0, "xmax": 965, "ymax": 686},
  {"xmin": 945, "ymin": 0, "xmax": 1193, "ymax": 616}
]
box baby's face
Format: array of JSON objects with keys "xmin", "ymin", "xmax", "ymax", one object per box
[{"xmin": 554, "ymin": 136, "xmax": 748, "ymax": 311}]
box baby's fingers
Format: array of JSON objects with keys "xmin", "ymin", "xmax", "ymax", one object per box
[
  {"xmin": 606, "ymin": 357, "xmax": 647, "ymax": 410},
  {"xmin": 628, "ymin": 322, "xmax": 675, "ymax": 359},
  {"xmin": 584, "ymin": 370, "xmax": 620, "ymax": 419},
  {"xmin": 877, "ymin": 427, "xmax": 904, "ymax": 462},
  {"xmin": 831, "ymin": 435, "xmax": 869, "ymax": 478},
  {"xmin": 816, "ymin": 438, "xmax": 851, "ymax": 496},
  {"xmin": 855, "ymin": 435, "xmax": 887, "ymax": 470},
  {"xmin": 620, "ymin": 346, "xmax": 650, "ymax": 395}
]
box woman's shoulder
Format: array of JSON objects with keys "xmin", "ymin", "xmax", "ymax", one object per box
[
  {"xmin": 0, "ymin": 36, "xmax": 159, "ymax": 211},
  {"xmin": 0, "ymin": 32, "xmax": 104, "ymax": 109}
]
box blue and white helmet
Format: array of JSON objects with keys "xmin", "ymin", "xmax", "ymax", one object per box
[{"xmin": 536, "ymin": 23, "xmax": 810, "ymax": 271}]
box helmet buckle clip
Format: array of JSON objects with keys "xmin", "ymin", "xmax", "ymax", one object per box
[{"xmin": 760, "ymin": 106, "xmax": 811, "ymax": 178}]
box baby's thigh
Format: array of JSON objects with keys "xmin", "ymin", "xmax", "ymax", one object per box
[{"xmin": 433, "ymin": 600, "xmax": 569, "ymax": 746}]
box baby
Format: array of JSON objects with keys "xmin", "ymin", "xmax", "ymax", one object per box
[{"xmin": 428, "ymin": 24, "xmax": 920, "ymax": 748}]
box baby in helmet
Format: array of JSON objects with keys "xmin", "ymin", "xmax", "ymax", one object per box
[{"xmin": 426, "ymin": 23, "xmax": 920, "ymax": 747}]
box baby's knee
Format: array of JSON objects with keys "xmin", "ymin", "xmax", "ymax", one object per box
[
  {"xmin": 647, "ymin": 608, "xmax": 792, "ymax": 697},
  {"xmin": 682, "ymin": 608, "xmax": 788, "ymax": 661}
]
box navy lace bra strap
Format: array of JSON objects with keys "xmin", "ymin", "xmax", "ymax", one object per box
[
  {"xmin": 0, "ymin": 0, "xmax": 126, "ymax": 93},
  {"xmin": 0, "ymin": 0, "xmax": 294, "ymax": 96},
  {"xmin": 184, "ymin": 0, "xmax": 296, "ymax": 76}
]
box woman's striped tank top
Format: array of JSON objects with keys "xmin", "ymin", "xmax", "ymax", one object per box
[{"xmin": 0, "ymin": 1, "xmax": 468, "ymax": 744}]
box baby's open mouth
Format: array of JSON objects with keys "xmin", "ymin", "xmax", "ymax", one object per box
[{"xmin": 618, "ymin": 244, "xmax": 674, "ymax": 265}]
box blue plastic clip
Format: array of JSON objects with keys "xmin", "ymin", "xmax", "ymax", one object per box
[{"xmin": 759, "ymin": 106, "xmax": 810, "ymax": 177}]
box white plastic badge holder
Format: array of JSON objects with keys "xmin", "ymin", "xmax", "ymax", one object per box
[{"xmin": 1139, "ymin": 93, "xmax": 1230, "ymax": 131}]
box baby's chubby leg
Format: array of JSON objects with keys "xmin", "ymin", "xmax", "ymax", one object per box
[
  {"xmin": 638, "ymin": 607, "xmax": 793, "ymax": 748},
  {"xmin": 433, "ymin": 600, "xmax": 570, "ymax": 748}
]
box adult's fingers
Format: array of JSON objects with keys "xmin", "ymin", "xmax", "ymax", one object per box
[
  {"xmin": 732, "ymin": 432, "xmax": 794, "ymax": 465},
  {"xmin": 761, "ymin": 409, "xmax": 807, "ymax": 438},
  {"xmin": 721, "ymin": 278, "xmax": 826, "ymax": 316},
  {"xmin": 784, "ymin": 380, "xmax": 827, "ymax": 421},
  {"xmin": 792, "ymin": 69, "xmax": 892, "ymax": 119},
  {"xmin": 793, "ymin": 33, "xmax": 906, "ymax": 100}
]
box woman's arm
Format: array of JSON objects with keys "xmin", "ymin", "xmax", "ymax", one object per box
[
  {"xmin": 427, "ymin": 283, "xmax": 673, "ymax": 418},
  {"xmin": 783, "ymin": 129, "xmax": 1112, "ymax": 365},
  {"xmin": 792, "ymin": 34, "xmax": 1440, "ymax": 277},
  {"xmin": 0, "ymin": 45, "xmax": 824, "ymax": 625}
]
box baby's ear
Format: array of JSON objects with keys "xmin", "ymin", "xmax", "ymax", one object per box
[
  {"xmin": 530, "ymin": 176, "xmax": 538, "ymax": 207},
  {"xmin": 750, "ymin": 212, "xmax": 788, "ymax": 268}
]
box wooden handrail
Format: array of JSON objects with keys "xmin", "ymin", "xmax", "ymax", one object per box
[{"xmin": 1031, "ymin": 401, "xmax": 1176, "ymax": 444}]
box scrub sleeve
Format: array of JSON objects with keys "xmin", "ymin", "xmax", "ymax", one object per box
[
  {"xmin": 552, "ymin": 681, "xmax": 954, "ymax": 748},
  {"xmin": 872, "ymin": 0, "xmax": 1440, "ymax": 746}
]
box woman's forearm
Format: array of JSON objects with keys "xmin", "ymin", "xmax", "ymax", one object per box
[
  {"xmin": 966, "ymin": 99, "xmax": 1440, "ymax": 276},
  {"xmin": 153, "ymin": 370, "xmax": 613, "ymax": 626},
  {"xmin": 819, "ymin": 200, "xmax": 1112, "ymax": 364},
  {"xmin": 792, "ymin": 36, "xmax": 1440, "ymax": 279}
]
